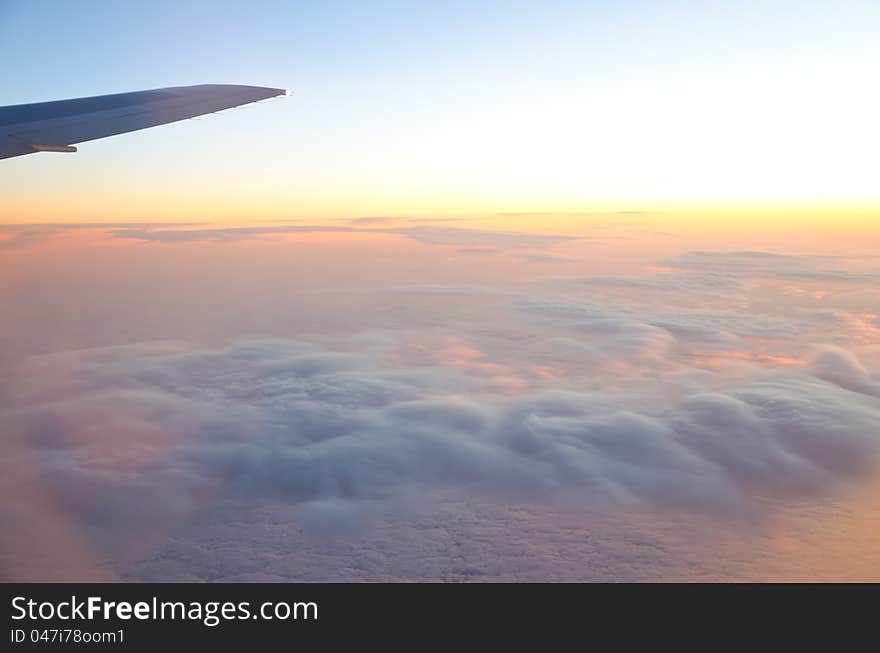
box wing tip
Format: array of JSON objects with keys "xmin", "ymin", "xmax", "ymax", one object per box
[
  {"xmin": 227, "ymin": 84, "xmax": 289, "ymax": 100},
  {"xmin": 168, "ymin": 84, "xmax": 289, "ymax": 100}
]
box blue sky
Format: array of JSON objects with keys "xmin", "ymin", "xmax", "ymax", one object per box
[{"xmin": 5, "ymin": 1, "xmax": 876, "ymax": 100}]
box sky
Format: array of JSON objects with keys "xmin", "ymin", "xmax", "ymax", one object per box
[
  {"xmin": 1, "ymin": 2, "xmax": 879, "ymax": 582},
  {"xmin": 1, "ymin": 0, "xmax": 879, "ymax": 221}
]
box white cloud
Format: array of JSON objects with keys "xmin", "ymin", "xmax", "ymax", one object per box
[{"xmin": 3, "ymin": 338, "xmax": 879, "ymax": 581}]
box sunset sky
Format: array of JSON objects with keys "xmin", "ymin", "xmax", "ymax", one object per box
[
  {"xmin": 1, "ymin": 2, "xmax": 879, "ymax": 582},
  {"xmin": 2, "ymin": 0, "xmax": 879, "ymax": 222}
]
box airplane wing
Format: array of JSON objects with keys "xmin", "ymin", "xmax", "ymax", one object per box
[{"xmin": 0, "ymin": 84, "xmax": 286, "ymax": 160}]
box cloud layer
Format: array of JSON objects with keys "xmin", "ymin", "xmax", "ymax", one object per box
[
  {"xmin": 2, "ymin": 220, "xmax": 879, "ymax": 580},
  {"xmin": 3, "ymin": 337, "xmax": 878, "ymax": 579}
]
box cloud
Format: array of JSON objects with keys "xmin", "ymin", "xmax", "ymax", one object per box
[
  {"xmin": 346, "ymin": 217, "xmax": 397, "ymax": 225},
  {"xmin": 377, "ymin": 285, "xmax": 515, "ymax": 297},
  {"xmin": 809, "ymin": 346, "xmax": 880, "ymax": 398},
  {"xmin": 550, "ymin": 271, "xmax": 743, "ymax": 294},
  {"xmin": 516, "ymin": 297, "xmax": 797, "ymax": 342},
  {"xmin": 0, "ymin": 222, "xmax": 198, "ymax": 230},
  {"xmin": 514, "ymin": 252, "xmax": 577, "ymax": 263},
  {"xmin": 3, "ymin": 227, "xmax": 879, "ymax": 581},
  {"xmin": 673, "ymin": 377, "xmax": 879, "ymax": 493},
  {"xmin": 0, "ymin": 230, "xmax": 47, "ymax": 251},
  {"xmin": 0, "ymin": 222, "xmax": 198, "ymax": 250},
  {"xmin": 345, "ymin": 217, "xmax": 469, "ymax": 225},
  {"xmin": 661, "ymin": 250, "xmax": 880, "ymax": 284},
  {"xmin": 569, "ymin": 319, "xmax": 675, "ymax": 362},
  {"xmin": 106, "ymin": 224, "xmax": 580, "ymax": 248},
  {"xmin": 3, "ymin": 337, "xmax": 879, "ymax": 580},
  {"xmin": 106, "ymin": 225, "xmax": 353, "ymax": 243}
]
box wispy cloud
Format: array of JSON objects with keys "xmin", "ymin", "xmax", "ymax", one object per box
[
  {"xmin": 661, "ymin": 250, "xmax": 880, "ymax": 284},
  {"xmin": 106, "ymin": 224, "xmax": 581, "ymax": 248}
]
